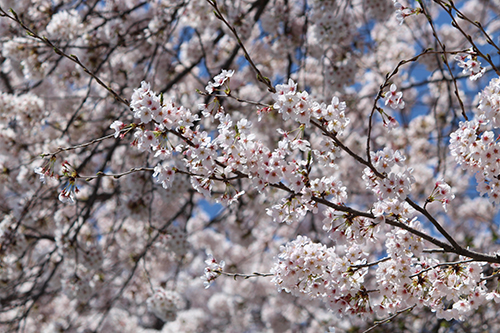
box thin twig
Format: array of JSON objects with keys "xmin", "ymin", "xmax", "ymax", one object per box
[
  {"xmin": 362, "ymin": 305, "xmax": 416, "ymax": 333},
  {"xmin": 206, "ymin": 0, "xmax": 276, "ymax": 93},
  {"xmin": 409, "ymin": 258, "xmax": 474, "ymax": 278},
  {"xmin": 418, "ymin": 0, "xmax": 468, "ymax": 120},
  {"xmin": 221, "ymin": 271, "xmax": 274, "ymax": 280}
]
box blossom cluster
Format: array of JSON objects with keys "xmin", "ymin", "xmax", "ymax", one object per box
[
  {"xmin": 271, "ymin": 235, "xmax": 335, "ymax": 297},
  {"xmin": 201, "ymin": 253, "xmax": 225, "ymax": 289},
  {"xmin": 120, "ymin": 73, "xmax": 351, "ymax": 219},
  {"xmin": 322, "ymin": 209, "xmax": 381, "ymax": 246},
  {"xmin": 393, "ymin": 1, "xmax": 419, "ymax": 25},
  {"xmin": 0, "ymin": 91, "xmax": 45, "ymax": 129},
  {"xmin": 273, "ymin": 228, "xmax": 491, "ymax": 321},
  {"xmin": 45, "ymin": 9, "xmax": 83, "ymax": 40},
  {"xmin": 61, "ymin": 274, "xmax": 93, "ymax": 302},
  {"xmin": 477, "ymin": 77, "xmax": 500, "ymax": 127},
  {"xmin": 427, "ymin": 180, "xmax": 455, "ymax": 211},
  {"xmin": 271, "ymin": 235, "xmax": 373, "ymax": 316},
  {"xmin": 374, "ymin": 253, "xmax": 488, "ymax": 321},
  {"xmin": 157, "ymin": 225, "xmax": 190, "ymax": 257},
  {"xmin": 146, "ymin": 288, "xmax": 181, "ymax": 322},
  {"xmin": 272, "ymin": 79, "xmax": 350, "ymax": 132},
  {"xmin": 2, "ymin": 37, "xmax": 47, "ymax": 80},
  {"xmin": 308, "ymin": 0, "xmax": 354, "ymax": 49},
  {"xmin": 363, "ymin": 148, "xmax": 415, "ymax": 214},
  {"xmin": 449, "ymin": 117, "xmax": 500, "ymax": 204},
  {"xmin": 130, "ymin": 81, "xmax": 199, "ymax": 130},
  {"xmin": 454, "ymin": 48, "xmax": 486, "ymax": 81},
  {"xmin": 205, "ymin": 69, "xmax": 234, "ymax": 94}
]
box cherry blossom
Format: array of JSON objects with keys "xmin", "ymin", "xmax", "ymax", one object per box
[
  {"xmin": 3, "ymin": 1, "xmax": 500, "ymax": 332},
  {"xmin": 384, "ymin": 83, "xmax": 405, "ymax": 110},
  {"xmin": 454, "ymin": 48, "xmax": 486, "ymax": 81}
]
